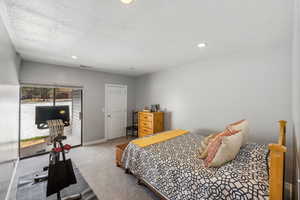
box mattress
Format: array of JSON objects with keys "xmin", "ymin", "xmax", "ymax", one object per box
[{"xmin": 122, "ymin": 132, "xmax": 269, "ymax": 200}]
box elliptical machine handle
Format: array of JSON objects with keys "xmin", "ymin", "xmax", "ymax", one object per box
[{"xmin": 64, "ymin": 144, "xmax": 72, "ymax": 152}]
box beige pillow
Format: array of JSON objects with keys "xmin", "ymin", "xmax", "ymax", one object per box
[
  {"xmin": 227, "ymin": 119, "xmax": 249, "ymax": 146},
  {"xmin": 207, "ymin": 132, "xmax": 243, "ymax": 167},
  {"xmin": 199, "ymin": 133, "xmax": 218, "ymax": 159}
]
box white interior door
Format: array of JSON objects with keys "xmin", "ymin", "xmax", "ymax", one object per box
[{"xmin": 105, "ymin": 84, "xmax": 127, "ymax": 140}]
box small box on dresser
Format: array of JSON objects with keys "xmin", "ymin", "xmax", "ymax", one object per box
[{"xmin": 138, "ymin": 112, "xmax": 164, "ymax": 137}]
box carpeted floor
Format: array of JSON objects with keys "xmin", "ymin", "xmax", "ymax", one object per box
[{"xmin": 10, "ymin": 137, "xmax": 159, "ymax": 200}]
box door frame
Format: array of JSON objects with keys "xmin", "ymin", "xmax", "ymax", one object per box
[
  {"xmin": 18, "ymin": 84, "xmax": 84, "ymax": 159},
  {"xmin": 105, "ymin": 84, "xmax": 127, "ymax": 140}
]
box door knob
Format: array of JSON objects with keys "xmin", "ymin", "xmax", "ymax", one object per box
[{"xmin": 107, "ymin": 114, "xmax": 111, "ymax": 118}]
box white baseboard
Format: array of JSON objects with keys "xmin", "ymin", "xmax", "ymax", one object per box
[
  {"xmin": 5, "ymin": 158, "xmax": 19, "ymax": 200},
  {"xmin": 83, "ymin": 138, "xmax": 107, "ymax": 146}
]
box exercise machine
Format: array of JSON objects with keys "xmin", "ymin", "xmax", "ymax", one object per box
[
  {"xmin": 46, "ymin": 134, "xmax": 81, "ymax": 200},
  {"xmin": 33, "ymin": 119, "xmax": 81, "ymax": 200}
]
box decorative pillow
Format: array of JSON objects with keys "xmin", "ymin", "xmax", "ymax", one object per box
[
  {"xmin": 227, "ymin": 119, "xmax": 249, "ymax": 145},
  {"xmin": 204, "ymin": 129, "xmax": 240, "ymax": 167},
  {"xmin": 207, "ymin": 131, "xmax": 243, "ymax": 167},
  {"xmin": 199, "ymin": 133, "xmax": 219, "ymax": 159}
]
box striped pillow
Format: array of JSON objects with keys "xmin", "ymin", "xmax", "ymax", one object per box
[
  {"xmin": 204, "ymin": 129, "xmax": 240, "ymax": 167},
  {"xmin": 199, "ymin": 133, "xmax": 219, "ymax": 159}
]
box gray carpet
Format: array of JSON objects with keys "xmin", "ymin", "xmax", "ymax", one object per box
[
  {"xmin": 9, "ymin": 137, "xmax": 159, "ymax": 200},
  {"xmin": 17, "ymin": 166, "xmax": 98, "ymax": 200}
]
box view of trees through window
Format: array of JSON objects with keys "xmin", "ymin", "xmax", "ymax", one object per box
[
  {"xmin": 21, "ymin": 87, "xmax": 72, "ymax": 103},
  {"xmin": 20, "ymin": 86, "xmax": 81, "ymax": 158}
]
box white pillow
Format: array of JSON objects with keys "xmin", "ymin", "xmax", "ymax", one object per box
[
  {"xmin": 208, "ymin": 132, "xmax": 243, "ymax": 167},
  {"xmin": 228, "ymin": 120, "xmax": 249, "ymax": 146}
]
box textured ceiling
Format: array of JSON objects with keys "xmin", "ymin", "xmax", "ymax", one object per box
[{"xmin": 0, "ymin": 0, "xmax": 293, "ymax": 76}]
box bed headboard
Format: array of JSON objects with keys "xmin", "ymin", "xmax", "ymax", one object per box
[{"xmin": 268, "ymin": 120, "xmax": 287, "ymax": 200}]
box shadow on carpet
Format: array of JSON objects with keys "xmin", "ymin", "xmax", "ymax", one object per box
[{"xmin": 17, "ymin": 166, "xmax": 98, "ymax": 200}]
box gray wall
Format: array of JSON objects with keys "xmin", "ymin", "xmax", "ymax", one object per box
[
  {"xmin": 292, "ymin": 0, "xmax": 300, "ymax": 197},
  {"xmin": 0, "ymin": 15, "xmax": 20, "ymax": 200},
  {"xmin": 0, "ymin": 22, "xmax": 20, "ymax": 85},
  {"xmin": 136, "ymin": 49, "xmax": 293, "ymax": 180},
  {"xmin": 0, "ymin": 14, "xmax": 20, "ymax": 161},
  {"xmin": 20, "ymin": 61, "xmax": 136, "ymax": 143},
  {"xmin": 136, "ymin": 50, "xmax": 292, "ymax": 142}
]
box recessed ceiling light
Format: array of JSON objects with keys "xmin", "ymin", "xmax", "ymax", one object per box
[
  {"xmin": 71, "ymin": 55, "xmax": 78, "ymax": 60},
  {"xmin": 197, "ymin": 43, "xmax": 207, "ymax": 48},
  {"xmin": 120, "ymin": 0, "xmax": 134, "ymax": 4}
]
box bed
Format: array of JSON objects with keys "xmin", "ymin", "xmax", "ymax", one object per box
[{"xmin": 122, "ymin": 121, "xmax": 286, "ymax": 200}]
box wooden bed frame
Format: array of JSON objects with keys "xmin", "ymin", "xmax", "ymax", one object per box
[
  {"xmin": 268, "ymin": 120, "xmax": 287, "ymax": 200},
  {"xmin": 130, "ymin": 120, "xmax": 287, "ymax": 200}
]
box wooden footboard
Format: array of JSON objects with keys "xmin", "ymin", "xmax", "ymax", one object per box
[{"xmin": 268, "ymin": 120, "xmax": 287, "ymax": 200}]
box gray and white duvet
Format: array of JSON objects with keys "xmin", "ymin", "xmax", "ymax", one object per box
[{"xmin": 122, "ymin": 132, "xmax": 269, "ymax": 200}]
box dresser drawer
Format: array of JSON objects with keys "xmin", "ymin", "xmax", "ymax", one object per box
[
  {"xmin": 139, "ymin": 127, "xmax": 153, "ymax": 136},
  {"xmin": 139, "ymin": 120, "xmax": 153, "ymax": 129},
  {"xmin": 139, "ymin": 132, "xmax": 150, "ymax": 138},
  {"xmin": 139, "ymin": 113, "xmax": 153, "ymax": 122}
]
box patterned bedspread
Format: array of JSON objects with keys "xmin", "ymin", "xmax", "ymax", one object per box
[{"xmin": 122, "ymin": 132, "xmax": 269, "ymax": 200}]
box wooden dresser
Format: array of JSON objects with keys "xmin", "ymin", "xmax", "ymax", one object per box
[{"xmin": 138, "ymin": 112, "xmax": 164, "ymax": 137}]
